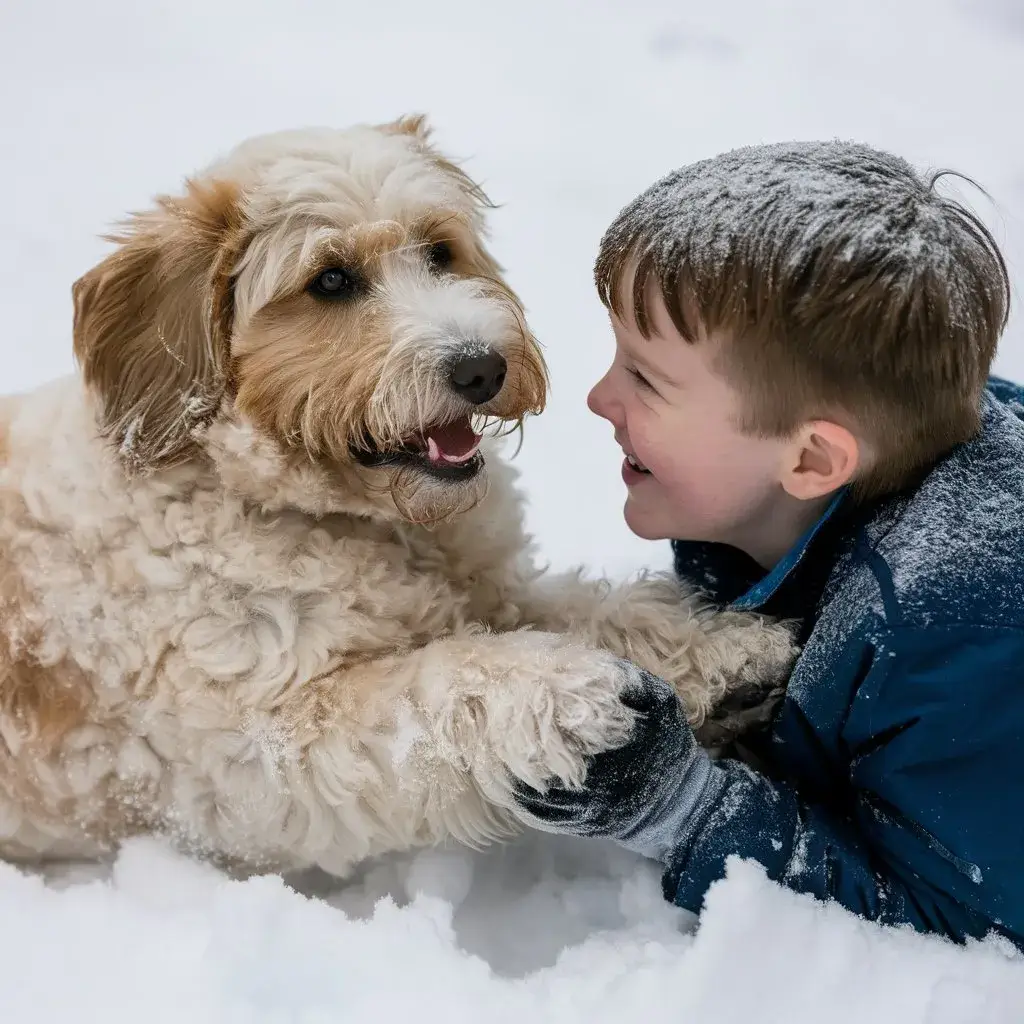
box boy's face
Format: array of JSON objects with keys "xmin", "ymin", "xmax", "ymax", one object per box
[{"xmin": 587, "ymin": 294, "xmax": 796, "ymax": 556}]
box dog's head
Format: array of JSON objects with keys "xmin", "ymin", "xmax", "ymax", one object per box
[{"xmin": 72, "ymin": 116, "xmax": 547, "ymax": 523}]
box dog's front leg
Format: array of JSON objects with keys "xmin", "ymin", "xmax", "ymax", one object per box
[
  {"xmin": 267, "ymin": 629, "xmax": 639, "ymax": 876},
  {"xmin": 512, "ymin": 570, "xmax": 797, "ymax": 732}
]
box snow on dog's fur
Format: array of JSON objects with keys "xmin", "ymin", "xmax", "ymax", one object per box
[{"xmin": 0, "ymin": 116, "xmax": 794, "ymax": 875}]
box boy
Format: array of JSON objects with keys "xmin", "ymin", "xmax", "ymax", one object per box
[{"xmin": 514, "ymin": 141, "xmax": 1024, "ymax": 948}]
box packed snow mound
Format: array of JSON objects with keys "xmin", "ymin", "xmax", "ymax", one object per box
[{"xmin": 2, "ymin": 835, "xmax": 1021, "ymax": 1024}]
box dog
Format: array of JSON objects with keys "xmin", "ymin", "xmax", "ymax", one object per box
[{"xmin": 0, "ymin": 116, "xmax": 794, "ymax": 877}]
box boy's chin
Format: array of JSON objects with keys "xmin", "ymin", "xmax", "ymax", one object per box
[
  {"xmin": 624, "ymin": 493, "xmax": 718, "ymax": 544},
  {"xmin": 623, "ymin": 496, "xmax": 673, "ymax": 541}
]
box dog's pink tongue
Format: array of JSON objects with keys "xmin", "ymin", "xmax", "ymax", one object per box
[{"xmin": 426, "ymin": 419, "xmax": 482, "ymax": 465}]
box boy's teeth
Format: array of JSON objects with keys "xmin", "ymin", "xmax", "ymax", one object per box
[{"xmin": 626, "ymin": 453, "xmax": 651, "ymax": 474}]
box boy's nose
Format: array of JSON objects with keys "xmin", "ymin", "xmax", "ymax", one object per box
[{"xmin": 587, "ymin": 372, "xmax": 615, "ymax": 423}]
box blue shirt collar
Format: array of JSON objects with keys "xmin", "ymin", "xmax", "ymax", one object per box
[{"xmin": 730, "ymin": 488, "xmax": 848, "ymax": 611}]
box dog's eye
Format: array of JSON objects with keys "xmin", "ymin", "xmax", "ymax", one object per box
[
  {"xmin": 426, "ymin": 241, "xmax": 454, "ymax": 272},
  {"xmin": 309, "ymin": 267, "xmax": 361, "ymax": 299}
]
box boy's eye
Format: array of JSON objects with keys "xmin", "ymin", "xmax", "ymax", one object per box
[{"xmin": 628, "ymin": 366, "xmax": 654, "ymax": 391}]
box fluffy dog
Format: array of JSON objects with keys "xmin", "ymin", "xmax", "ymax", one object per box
[{"xmin": 0, "ymin": 116, "xmax": 793, "ymax": 876}]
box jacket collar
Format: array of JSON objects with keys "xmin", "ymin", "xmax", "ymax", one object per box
[
  {"xmin": 732, "ymin": 489, "xmax": 848, "ymax": 611},
  {"xmin": 672, "ymin": 489, "xmax": 849, "ymax": 616}
]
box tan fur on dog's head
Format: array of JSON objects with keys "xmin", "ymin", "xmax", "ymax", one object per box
[
  {"xmin": 72, "ymin": 116, "xmax": 548, "ymax": 523},
  {"xmin": 72, "ymin": 179, "xmax": 247, "ymax": 472}
]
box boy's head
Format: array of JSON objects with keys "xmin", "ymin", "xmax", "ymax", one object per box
[{"xmin": 588, "ymin": 141, "xmax": 1010, "ymax": 566}]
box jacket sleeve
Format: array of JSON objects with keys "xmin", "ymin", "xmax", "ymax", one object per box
[{"xmin": 663, "ymin": 624, "xmax": 1024, "ymax": 946}]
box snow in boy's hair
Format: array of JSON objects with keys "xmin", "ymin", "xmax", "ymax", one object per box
[{"xmin": 604, "ymin": 141, "xmax": 1002, "ymax": 336}]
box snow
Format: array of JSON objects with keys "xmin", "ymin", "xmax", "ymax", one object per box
[
  {"xmin": 3, "ymin": 0, "xmax": 1024, "ymax": 1019},
  {"xmin": 3, "ymin": 838, "xmax": 1023, "ymax": 1023},
  {"xmin": 600, "ymin": 141, "xmax": 1007, "ymax": 336}
]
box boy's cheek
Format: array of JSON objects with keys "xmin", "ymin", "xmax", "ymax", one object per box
[{"xmin": 644, "ymin": 441, "xmax": 698, "ymax": 488}]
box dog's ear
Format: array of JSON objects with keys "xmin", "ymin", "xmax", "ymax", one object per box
[
  {"xmin": 379, "ymin": 115, "xmax": 509, "ymax": 300},
  {"xmin": 379, "ymin": 113, "xmax": 432, "ymax": 142},
  {"xmin": 72, "ymin": 178, "xmax": 245, "ymax": 472}
]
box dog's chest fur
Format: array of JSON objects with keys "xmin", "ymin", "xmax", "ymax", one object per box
[{"xmin": 0, "ymin": 378, "xmax": 534, "ymax": 861}]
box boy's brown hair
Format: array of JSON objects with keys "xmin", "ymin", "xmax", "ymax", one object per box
[{"xmin": 594, "ymin": 141, "xmax": 1011, "ymax": 499}]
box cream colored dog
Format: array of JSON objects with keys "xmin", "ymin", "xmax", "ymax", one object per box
[{"xmin": 0, "ymin": 116, "xmax": 793, "ymax": 876}]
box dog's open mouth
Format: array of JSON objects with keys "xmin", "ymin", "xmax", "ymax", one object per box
[{"xmin": 352, "ymin": 415, "xmax": 485, "ymax": 480}]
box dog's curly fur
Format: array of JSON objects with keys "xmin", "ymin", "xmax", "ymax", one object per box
[{"xmin": 0, "ymin": 116, "xmax": 795, "ymax": 876}]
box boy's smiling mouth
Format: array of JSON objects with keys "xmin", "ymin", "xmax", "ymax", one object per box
[
  {"xmin": 625, "ymin": 452, "xmax": 651, "ymax": 474},
  {"xmin": 616, "ymin": 436, "xmax": 653, "ymax": 480}
]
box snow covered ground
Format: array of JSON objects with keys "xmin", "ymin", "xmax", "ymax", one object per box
[{"xmin": 2, "ymin": 0, "xmax": 1024, "ymax": 1019}]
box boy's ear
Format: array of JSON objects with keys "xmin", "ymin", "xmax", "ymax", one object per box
[{"xmin": 781, "ymin": 420, "xmax": 860, "ymax": 501}]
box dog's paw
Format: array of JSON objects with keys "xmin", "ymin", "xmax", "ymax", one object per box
[
  {"xmin": 443, "ymin": 631, "xmax": 640, "ymax": 796},
  {"xmin": 663, "ymin": 611, "xmax": 796, "ymax": 726},
  {"xmin": 699, "ymin": 612, "xmax": 798, "ymax": 688}
]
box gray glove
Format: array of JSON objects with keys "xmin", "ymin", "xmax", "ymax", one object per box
[{"xmin": 512, "ymin": 666, "xmax": 722, "ymax": 862}]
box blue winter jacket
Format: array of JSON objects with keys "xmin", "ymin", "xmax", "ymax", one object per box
[{"xmin": 666, "ymin": 378, "xmax": 1024, "ymax": 947}]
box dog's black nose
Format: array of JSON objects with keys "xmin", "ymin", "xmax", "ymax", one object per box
[{"xmin": 449, "ymin": 349, "xmax": 507, "ymax": 405}]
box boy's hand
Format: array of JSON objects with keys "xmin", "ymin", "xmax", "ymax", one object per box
[{"xmin": 511, "ymin": 665, "xmax": 718, "ymax": 861}]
